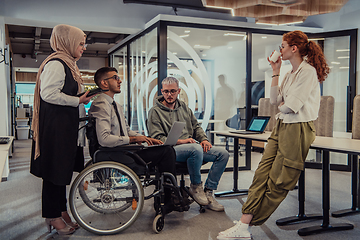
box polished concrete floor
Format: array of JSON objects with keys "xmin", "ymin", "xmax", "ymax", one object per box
[{"xmin": 1, "ymin": 139, "xmax": 360, "ymax": 240}]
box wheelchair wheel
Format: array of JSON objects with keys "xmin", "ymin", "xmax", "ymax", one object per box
[
  {"xmin": 152, "ymin": 214, "xmax": 164, "ymax": 233},
  {"xmin": 84, "ymin": 160, "xmax": 93, "ymax": 169},
  {"xmin": 69, "ymin": 161, "xmax": 144, "ymax": 235}
]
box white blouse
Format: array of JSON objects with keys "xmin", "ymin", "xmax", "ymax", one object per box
[{"xmin": 270, "ymin": 60, "xmax": 321, "ymax": 123}]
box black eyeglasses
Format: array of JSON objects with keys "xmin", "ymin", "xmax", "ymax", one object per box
[
  {"xmin": 104, "ymin": 75, "xmax": 121, "ymax": 81},
  {"xmin": 162, "ymin": 89, "xmax": 178, "ymax": 94}
]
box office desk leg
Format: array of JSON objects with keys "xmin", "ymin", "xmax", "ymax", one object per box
[
  {"xmin": 215, "ymin": 138, "xmax": 249, "ymax": 197},
  {"xmin": 332, "ymin": 154, "xmax": 360, "ymax": 217},
  {"xmin": 276, "ymin": 171, "xmax": 323, "ymax": 226},
  {"xmin": 298, "ymin": 150, "xmax": 353, "ymax": 236}
]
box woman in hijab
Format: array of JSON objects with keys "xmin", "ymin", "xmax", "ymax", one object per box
[{"xmin": 30, "ymin": 24, "xmax": 94, "ymax": 235}]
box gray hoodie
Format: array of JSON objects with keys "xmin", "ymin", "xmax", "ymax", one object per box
[{"xmin": 147, "ymin": 95, "xmax": 208, "ymax": 143}]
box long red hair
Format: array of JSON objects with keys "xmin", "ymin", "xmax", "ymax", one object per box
[{"xmin": 283, "ymin": 30, "xmax": 330, "ymax": 82}]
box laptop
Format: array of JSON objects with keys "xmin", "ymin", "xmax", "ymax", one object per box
[
  {"xmin": 147, "ymin": 121, "xmax": 186, "ymax": 147},
  {"xmin": 229, "ymin": 116, "xmax": 270, "ymax": 134}
]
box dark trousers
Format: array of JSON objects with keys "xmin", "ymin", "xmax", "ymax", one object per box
[
  {"xmin": 42, "ymin": 180, "xmax": 67, "ymax": 218},
  {"xmin": 137, "ymin": 145, "xmax": 176, "ymax": 176},
  {"xmin": 97, "ymin": 145, "xmax": 176, "ymax": 176},
  {"xmin": 97, "ymin": 145, "xmax": 177, "ymax": 203}
]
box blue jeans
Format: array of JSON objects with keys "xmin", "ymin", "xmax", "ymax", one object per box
[{"xmin": 174, "ymin": 143, "xmax": 229, "ymax": 190}]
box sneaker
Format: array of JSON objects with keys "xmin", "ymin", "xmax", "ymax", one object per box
[
  {"xmin": 205, "ymin": 190, "xmax": 224, "ymax": 212},
  {"xmin": 189, "ymin": 183, "xmax": 209, "ymax": 205},
  {"xmin": 218, "ymin": 220, "xmax": 239, "ymax": 236},
  {"xmin": 217, "ymin": 221, "xmax": 251, "ymax": 240}
]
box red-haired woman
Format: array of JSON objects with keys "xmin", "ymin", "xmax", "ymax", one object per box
[{"xmin": 217, "ymin": 30, "xmax": 330, "ymax": 240}]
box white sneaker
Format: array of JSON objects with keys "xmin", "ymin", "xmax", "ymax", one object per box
[
  {"xmin": 189, "ymin": 183, "xmax": 209, "ymax": 205},
  {"xmin": 217, "ymin": 221, "xmax": 251, "ymax": 240},
  {"xmin": 218, "ymin": 221, "xmax": 239, "ymax": 236},
  {"xmin": 205, "ymin": 190, "xmax": 224, "ymax": 212}
]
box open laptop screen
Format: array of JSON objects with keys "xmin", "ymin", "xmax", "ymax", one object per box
[{"xmin": 247, "ymin": 116, "xmax": 270, "ymax": 132}]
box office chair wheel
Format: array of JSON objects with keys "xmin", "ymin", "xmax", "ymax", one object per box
[
  {"xmin": 69, "ymin": 161, "xmax": 144, "ymax": 235},
  {"xmin": 153, "ymin": 214, "xmax": 164, "ymax": 233}
]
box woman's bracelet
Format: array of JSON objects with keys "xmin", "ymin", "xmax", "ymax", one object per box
[{"xmin": 272, "ymin": 74, "xmax": 279, "ymax": 78}]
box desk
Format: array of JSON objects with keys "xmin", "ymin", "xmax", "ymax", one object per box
[
  {"xmin": 214, "ymin": 131, "xmax": 356, "ymax": 236},
  {"xmin": 197, "ymin": 119, "xmax": 224, "ymax": 124},
  {"xmin": 296, "ymin": 136, "xmax": 358, "ymax": 235},
  {"xmin": 0, "ymin": 136, "xmax": 14, "ymax": 182},
  {"xmin": 331, "ymin": 154, "xmax": 360, "ymax": 218},
  {"xmin": 214, "ymin": 131, "xmax": 270, "ymax": 197}
]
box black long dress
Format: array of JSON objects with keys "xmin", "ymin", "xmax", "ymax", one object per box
[{"xmin": 30, "ymin": 58, "xmax": 84, "ymax": 185}]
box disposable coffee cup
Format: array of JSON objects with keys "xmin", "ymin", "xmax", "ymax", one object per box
[{"xmin": 269, "ymin": 50, "xmax": 281, "ymax": 62}]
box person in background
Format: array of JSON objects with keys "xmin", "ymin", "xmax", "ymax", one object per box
[
  {"xmin": 217, "ymin": 30, "xmax": 330, "ymax": 240},
  {"xmin": 30, "ymin": 24, "xmax": 93, "ymax": 235},
  {"xmin": 147, "ymin": 76, "xmax": 229, "ymax": 212}
]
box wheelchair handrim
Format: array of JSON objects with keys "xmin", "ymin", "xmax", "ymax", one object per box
[{"xmin": 69, "ymin": 161, "xmax": 144, "ymax": 235}]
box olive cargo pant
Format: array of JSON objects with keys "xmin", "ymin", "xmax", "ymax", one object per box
[{"xmin": 242, "ymin": 119, "xmax": 315, "ymax": 225}]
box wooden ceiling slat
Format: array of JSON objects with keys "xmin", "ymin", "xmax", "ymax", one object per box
[{"xmin": 204, "ymin": 0, "xmax": 349, "ymax": 24}]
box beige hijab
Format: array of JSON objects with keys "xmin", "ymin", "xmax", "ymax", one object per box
[{"xmin": 32, "ymin": 24, "xmax": 86, "ymax": 159}]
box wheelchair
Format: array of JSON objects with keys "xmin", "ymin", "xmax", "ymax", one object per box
[{"xmin": 68, "ymin": 117, "xmax": 203, "ymax": 235}]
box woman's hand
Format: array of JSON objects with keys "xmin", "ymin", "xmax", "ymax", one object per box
[
  {"xmin": 79, "ymin": 91, "xmax": 94, "ymax": 105},
  {"xmin": 267, "ymin": 50, "xmax": 282, "ymax": 74}
]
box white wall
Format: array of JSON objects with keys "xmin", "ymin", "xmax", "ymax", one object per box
[{"xmin": 0, "ymin": 16, "xmax": 11, "ymax": 136}]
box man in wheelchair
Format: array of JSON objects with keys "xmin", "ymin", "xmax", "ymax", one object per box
[{"xmin": 88, "ymin": 67, "xmax": 183, "ymax": 214}]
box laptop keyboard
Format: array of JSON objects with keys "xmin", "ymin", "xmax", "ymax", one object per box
[{"xmin": 0, "ymin": 137, "xmax": 10, "ymax": 144}]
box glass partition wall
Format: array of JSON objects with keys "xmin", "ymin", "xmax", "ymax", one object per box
[
  {"xmin": 109, "ymin": 19, "xmax": 357, "ymax": 172},
  {"xmin": 129, "ymin": 29, "xmax": 158, "ymax": 135},
  {"xmin": 305, "ymin": 32, "xmax": 355, "ymax": 169},
  {"xmin": 167, "ymin": 26, "xmax": 247, "ymax": 145},
  {"xmin": 112, "ymin": 28, "xmax": 158, "ymax": 135},
  {"xmin": 112, "ymin": 47, "xmax": 128, "ymax": 119}
]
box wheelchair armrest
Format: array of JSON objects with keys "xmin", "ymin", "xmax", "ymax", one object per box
[
  {"xmin": 99, "ymin": 144, "xmax": 144, "ymax": 152},
  {"xmin": 95, "ymin": 145, "xmax": 149, "ymax": 175}
]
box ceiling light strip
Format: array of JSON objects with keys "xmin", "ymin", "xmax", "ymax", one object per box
[
  {"xmin": 308, "ymin": 38, "xmax": 325, "ymax": 41},
  {"xmin": 224, "ymin": 33, "xmax": 246, "ymax": 37},
  {"xmin": 205, "ymin": 5, "xmax": 235, "ymax": 16}
]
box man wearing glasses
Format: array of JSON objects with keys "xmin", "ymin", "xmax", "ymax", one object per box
[
  {"xmin": 148, "ymin": 76, "xmax": 229, "ymax": 211},
  {"xmin": 88, "ymin": 67, "xmax": 178, "ymax": 211}
]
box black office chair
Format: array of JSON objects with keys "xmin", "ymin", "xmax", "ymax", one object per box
[
  {"xmin": 175, "ymin": 160, "xmax": 208, "ymax": 213},
  {"xmin": 69, "ymin": 117, "xmax": 190, "ymax": 235}
]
